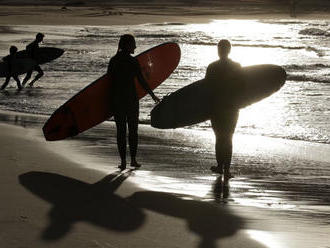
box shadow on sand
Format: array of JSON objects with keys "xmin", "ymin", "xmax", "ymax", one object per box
[
  {"xmin": 19, "ymin": 170, "xmax": 145, "ymax": 240},
  {"xmin": 19, "ymin": 171, "xmax": 259, "ymax": 248},
  {"xmin": 127, "ymin": 175, "xmax": 244, "ymax": 248}
]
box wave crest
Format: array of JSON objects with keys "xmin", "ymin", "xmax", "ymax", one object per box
[{"xmin": 299, "ymin": 28, "xmax": 330, "ymax": 37}]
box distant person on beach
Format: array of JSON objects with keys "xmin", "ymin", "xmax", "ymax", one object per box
[
  {"xmin": 289, "ymin": 0, "xmax": 298, "ymax": 17},
  {"xmin": 204, "ymin": 39, "xmax": 244, "ymax": 179},
  {"xmin": 1, "ymin": 46, "xmax": 22, "ymax": 91},
  {"xmin": 107, "ymin": 34, "xmax": 160, "ymax": 170},
  {"xmin": 22, "ymin": 32, "xmax": 45, "ymax": 87}
]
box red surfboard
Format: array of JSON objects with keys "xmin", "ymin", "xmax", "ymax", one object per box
[{"xmin": 43, "ymin": 42, "xmax": 180, "ymax": 141}]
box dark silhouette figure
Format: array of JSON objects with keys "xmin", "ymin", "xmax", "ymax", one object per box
[
  {"xmin": 204, "ymin": 39, "xmax": 244, "ymax": 179},
  {"xmin": 22, "ymin": 33, "xmax": 45, "ymax": 87},
  {"xmin": 289, "ymin": 0, "xmax": 298, "ymax": 17},
  {"xmin": 18, "ymin": 170, "xmax": 145, "ymax": 240},
  {"xmin": 1, "ymin": 46, "xmax": 22, "ymax": 90},
  {"xmin": 107, "ymin": 34, "xmax": 160, "ymax": 170}
]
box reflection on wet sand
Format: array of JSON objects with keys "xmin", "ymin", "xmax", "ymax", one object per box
[
  {"xmin": 2, "ymin": 110, "xmax": 330, "ymax": 224},
  {"xmin": 19, "ymin": 169, "xmax": 269, "ymax": 248},
  {"xmin": 19, "ymin": 170, "xmax": 144, "ymax": 240},
  {"xmin": 212, "ymin": 175, "xmax": 230, "ymax": 203},
  {"xmin": 0, "ymin": 109, "xmax": 46, "ymax": 129}
]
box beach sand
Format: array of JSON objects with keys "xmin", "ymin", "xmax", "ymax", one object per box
[
  {"xmin": 1, "ymin": 110, "xmax": 329, "ymax": 248},
  {"xmin": 1, "ymin": 3, "xmax": 330, "ymax": 247},
  {"xmin": 0, "ymin": 113, "xmax": 262, "ymax": 248}
]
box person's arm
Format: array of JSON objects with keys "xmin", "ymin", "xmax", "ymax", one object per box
[
  {"xmin": 204, "ymin": 63, "xmax": 217, "ymax": 83},
  {"xmin": 2, "ymin": 55, "xmax": 9, "ymax": 62},
  {"xmin": 204, "ymin": 64, "xmax": 211, "ymax": 81},
  {"xmin": 135, "ymin": 59, "xmax": 160, "ymax": 103}
]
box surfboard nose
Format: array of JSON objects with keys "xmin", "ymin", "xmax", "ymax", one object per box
[{"xmin": 43, "ymin": 106, "xmax": 79, "ymax": 141}]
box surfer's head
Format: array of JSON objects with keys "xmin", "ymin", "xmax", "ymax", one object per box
[
  {"xmin": 217, "ymin": 39, "xmax": 231, "ymax": 59},
  {"xmin": 118, "ymin": 34, "xmax": 136, "ymax": 54},
  {"xmin": 36, "ymin": 33, "xmax": 44, "ymax": 42},
  {"xmin": 9, "ymin": 46, "xmax": 18, "ymax": 55}
]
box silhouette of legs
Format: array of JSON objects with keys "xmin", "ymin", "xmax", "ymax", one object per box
[
  {"xmin": 1, "ymin": 77, "xmax": 10, "ymax": 90},
  {"xmin": 114, "ymin": 102, "xmax": 140, "ymax": 169},
  {"xmin": 13, "ymin": 75, "xmax": 22, "ymax": 90},
  {"xmin": 210, "ymin": 109, "xmax": 238, "ymax": 177},
  {"xmin": 127, "ymin": 104, "xmax": 140, "ymax": 167},
  {"xmin": 1, "ymin": 75, "xmax": 21, "ymax": 90},
  {"xmin": 22, "ymin": 65, "xmax": 44, "ymax": 87},
  {"xmin": 114, "ymin": 113, "xmax": 127, "ymax": 169},
  {"xmin": 29, "ymin": 65, "xmax": 44, "ymax": 87},
  {"xmin": 22, "ymin": 69, "xmax": 32, "ymax": 86}
]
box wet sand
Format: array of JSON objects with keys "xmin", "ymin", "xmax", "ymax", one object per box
[{"xmin": 0, "ymin": 110, "xmax": 329, "ymax": 247}]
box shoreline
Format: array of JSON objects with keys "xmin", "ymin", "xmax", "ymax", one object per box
[{"xmin": 1, "ymin": 108, "xmax": 330, "ymax": 201}]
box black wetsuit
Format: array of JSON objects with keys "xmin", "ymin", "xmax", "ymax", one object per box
[
  {"xmin": 204, "ymin": 58, "xmax": 243, "ymax": 169},
  {"xmin": 23, "ymin": 40, "xmax": 44, "ymax": 85},
  {"xmin": 1, "ymin": 54, "xmax": 21, "ymax": 90},
  {"xmin": 107, "ymin": 50, "xmax": 154, "ymax": 161}
]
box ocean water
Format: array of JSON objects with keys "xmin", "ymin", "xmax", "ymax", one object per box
[
  {"xmin": 0, "ymin": 20, "xmax": 329, "ymax": 144},
  {"xmin": 0, "ymin": 20, "xmax": 329, "ymax": 220}
]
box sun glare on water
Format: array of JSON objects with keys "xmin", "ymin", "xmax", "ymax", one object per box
[
  {"xmin": 186, "ymin": 19, "xmax": 290, "ymax": 66},
  {"xmin": 182, "ymin": 20, "xmax": 290, "ymax": 140}
]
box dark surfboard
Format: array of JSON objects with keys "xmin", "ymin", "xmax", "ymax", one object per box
[
  {"xmin": 151, "ymin": 64, "xmax": 286, "ymax": 129},
  {"xmin": 17, "ymin": 47, "xmax": 64, "ymax": 65},
  {"xmin": 0, "ymin": 58, "xmax": 37, "ymax": 77}
]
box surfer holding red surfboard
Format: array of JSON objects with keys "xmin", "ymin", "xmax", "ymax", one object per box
[{"xmin": 108, "ymin": 34, "xmax": 160, "ymax": 170}]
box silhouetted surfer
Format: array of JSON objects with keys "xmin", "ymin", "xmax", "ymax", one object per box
[
  {"xmin": 205, "ymin": 39, "xmax": 244, "ymax": 179},
  {"xmin": 1, "ymin": 46, "xmax": 22, "ymax": 90},
  {"xmin": 22, "ymin": 33, "xmax": 45, "ymax": 87},
  {"xmin": 107, "ymin": 34, "xmax": 160, "ymax": 170},
  {"xmin": 289, "ymin": 0, "xmax": 297, "ymax": 17}
]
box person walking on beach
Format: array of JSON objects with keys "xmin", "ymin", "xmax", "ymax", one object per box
[
  {"xmin": 1, "ymin": 46, "xmax": 22, "ymax": 91},
  {"xmin": 107, "ymin": 34, "xmax": 160, "ymax": 170},
  {"xmin": 289, "ymin": 0, "xmax": 298, "ymax": 17},
  {"xmin": 22, "ymin": 33, "xmax": 45, "ymax": 87},
  {"xmin": 205, "ymin": 39, "xmax": 244, "ymax": 179}
]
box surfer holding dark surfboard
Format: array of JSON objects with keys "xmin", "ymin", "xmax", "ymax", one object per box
[
  {"xmin": 22, "ymin": 33, "xmax": 45, "ymax": 87},
  {"xmin": 108, "ymin": 34, "xmax": 160, "ymax": 170},
  {"xmin": 205, "ymin": 39, "xmax": 244, "ymax": 179},
  {"xmin": 1, "ymin": 46, "xmax": 22, "ymax": 90}
]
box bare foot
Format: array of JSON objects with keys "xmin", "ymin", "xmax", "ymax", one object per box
[
  {"xmin": 130, "ymin": 161, "xmax": 141, "ymax": 168},
  {"xmin": 118, "ymin": 161, "xmax": 126, "ymax": 170}
]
